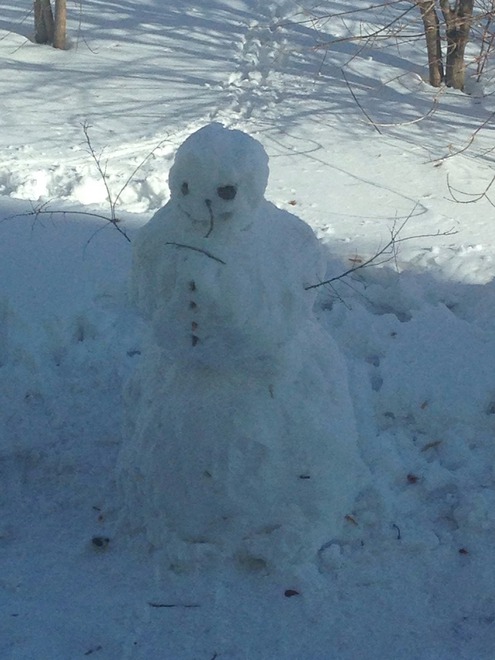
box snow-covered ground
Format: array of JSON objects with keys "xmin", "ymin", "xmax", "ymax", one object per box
[{"xmin": 2, "ymin": 1, "xmax": 495, "ymax": 658}]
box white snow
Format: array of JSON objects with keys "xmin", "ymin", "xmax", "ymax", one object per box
[{"xmin": 2, "ymin": 0, "xmax": 495, "ymax": 658}]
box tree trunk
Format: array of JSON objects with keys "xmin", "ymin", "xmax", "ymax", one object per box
[
  {"xmin": 53, "ymin": 0, "xmax": 67, "ymax": 50},
  {"xmin": 417, "ymin": 1, "xmax": 444, "ymax": 86},
  {"xmin": 440, "ymin": 0, "xmax": 474, "ymax": 90},
  {"xmin": 34, "ymin": 0, "xmax": 54, "ymax": 44}
]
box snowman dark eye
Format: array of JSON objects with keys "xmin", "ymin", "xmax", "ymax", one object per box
[
  {"xmin": 217, "ymin": 185, "xmax": 237, "ymax": 201},
  {"xmin": 181, "ymin": 182, "xmax": 189, "ymax": 196}
]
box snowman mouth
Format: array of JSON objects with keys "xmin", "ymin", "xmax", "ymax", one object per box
[
  {"xmin": 180, "ymin": 204, "xmax": 233, "ymax": 238},
  {"xmin": 180, "ymin": 206, "xmax": 211, "ymax": 230}
]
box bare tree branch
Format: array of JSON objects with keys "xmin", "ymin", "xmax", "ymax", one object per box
[
  {"xmin": 341, "ymin": 68, "xmax": 383, "ymax": 134},
  {"xmin": 8, "ymin": 203, "xmax": 132, "ymax": 243},
  {"xmin": 434, "ymin": 108, "xmax": 495, "ymax": 162},
  {"xmin": 305, "ymin": 206, "xmax": 458, "ymax": 290},
  {"xmin": 447, "ymin": 171, "xmax": 495, "ymax": 207}
]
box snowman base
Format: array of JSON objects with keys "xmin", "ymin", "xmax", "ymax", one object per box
[{"xmin": 118, "ymin": 325, "xmax": 365, "ymax": 573}]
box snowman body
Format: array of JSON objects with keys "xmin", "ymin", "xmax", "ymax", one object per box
[{"xmin": 119, "ymin": 124, "xmax": 365, "ymax": 570}]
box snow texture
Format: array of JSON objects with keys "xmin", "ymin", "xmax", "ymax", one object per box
[
  {"xmin": 3, "ymin": 0, "xmax": 495, "ymax": 655},
  {"xmin": 118, "ymin": 123, "xmax": 366, "ymax": 571}
]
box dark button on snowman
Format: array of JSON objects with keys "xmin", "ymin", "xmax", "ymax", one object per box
[{"xmin": 118, "ymin": 123, "xmax": 366, "ymax": 572}]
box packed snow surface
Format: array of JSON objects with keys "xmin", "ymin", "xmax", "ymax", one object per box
[{"xmin": 1, "ymin": 1, "xmax": 495, "ymax": 658}]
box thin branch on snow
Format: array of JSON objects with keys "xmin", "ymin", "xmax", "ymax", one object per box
[
  {"xmin": 341, "ymin": 68, "xmax": 443, "ymax": 131},
  {"xmin": 7, "ymin": 123, "xmax": 173, "ymax": 246},
  {"xmin": 82, "ymin": 121, "xmax": 116, "ymax": 219},
  {"xmin": 165, "ymin": 242, "xmax": 227, "ymax": 265},
  {"xmin": 447, "ymin": 171, "xmax": 495, "ymax": 207},
  {"xmin": 148, "ymin": 602, "xmax": 200, "ymax": 609},
  {"xmin": 80, "ymin": 121, "xmax": 171, "ymax": 240},
  {"xmin": 341, "ymin": 68, "xmax": 382, "ymax": 134},
  {"xmin": 7, "ymin": 201, "xmax": 132, "ymax": 243},
  {"xmin": 305, "ymin": 207, "xmax": 458, "ymax": 290},
  {"xmin": 433, "ymin": 109, "xmax": 495, "ymax": 163}
]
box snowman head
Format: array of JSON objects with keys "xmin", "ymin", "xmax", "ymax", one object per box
[{"xmin": 168, "ymin": 123, "xmax": 269, "ymax": 237}]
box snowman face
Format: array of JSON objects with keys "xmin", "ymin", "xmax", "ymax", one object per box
[{"xmin": 168, "ymin": 124, "xmax": 269, "ymax": 237}]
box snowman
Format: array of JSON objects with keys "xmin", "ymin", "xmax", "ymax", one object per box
[{"xmin": 118, "ymin": 123, "xmax": 366, "ymax": 572}]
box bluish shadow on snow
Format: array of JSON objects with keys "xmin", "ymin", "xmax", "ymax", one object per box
[{"xmin": 1, "ymin": 196, "xmax": 495, "ymax": 659}]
